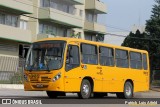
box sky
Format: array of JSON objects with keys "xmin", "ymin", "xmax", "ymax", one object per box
[{"xmin": 99, "ymin": 0, "xmax": 155, "ymax": 32}]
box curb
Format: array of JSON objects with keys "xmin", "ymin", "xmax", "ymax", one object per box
[
  {"xmin": 150, "ymin": 86, "xmax": 160, "ymax": 92},
  {"xmin": 0, "ymin": 84, "xmax": 24, "ymax": 89},
  {"xmin": 151, "ymin": 89, "xmax": 160, "ymax": 92}
]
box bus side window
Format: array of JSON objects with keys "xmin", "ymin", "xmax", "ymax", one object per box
[
  {"xmin": 115, "ymin": 49, "xmax": 129, "ymax": 68},
  {"xmin": 99, "ymin": 46, "xmax": 114, "ymax": 66},
  {"xmin": 143, "ymin": 53, "xmax": 148, "ymax": 70},
  {"xmin": 130, "ymin": 52, "xmax": 142, "ymax": 69},
  {"xmin": 65, "ymin": 45, "xmax": 80, "ymax": 71},
  {"xmin": 81, "ymin": 43, "xmax": 98, "ymax": 65}
]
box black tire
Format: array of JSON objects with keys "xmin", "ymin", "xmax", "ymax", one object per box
[
  {"xmin": 116, "ymin": 81, "xmax": 133, "ymax": 99},
  {"xmin": 46, "ymin": 91, "xmax": 58, "ymax": 98},
  {"xmin": 78, "ymin": 79, "xmax": 92, "ymax": 99},
  {"xmin": 93, "ymin": 93, "xmax": 107, "ymax": 98}
]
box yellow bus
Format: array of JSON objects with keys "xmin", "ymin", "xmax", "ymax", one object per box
[{"xmin": 24, "ymin": 37, "xmax": 150, "ymax": 99}]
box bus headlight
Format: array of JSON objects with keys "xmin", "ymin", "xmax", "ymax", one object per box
[
  {"xmin": 24, "ymin": 74, "xmax": 29, "ymax": 82},
  {"xmin": 53, "ymin": 72, "xmax": 61, "ymax": 82}
]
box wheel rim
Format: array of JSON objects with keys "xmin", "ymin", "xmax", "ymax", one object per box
[
  {"xmin": 125, "ymin": 85, "xmax": 132, "ymax": 96},
  {"xmin": 82, "ymin": 84, "xmax": 89, "ymax": 95}
]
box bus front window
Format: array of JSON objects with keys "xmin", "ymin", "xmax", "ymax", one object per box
[{"xmin": 25, "ymin": 41, "xmax": 66, "ymax": 71}]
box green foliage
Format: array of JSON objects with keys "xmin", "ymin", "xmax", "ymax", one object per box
[
  {"xmin": 122, "ymin": 0, "xmax": 160, "ymax": 78},
  {"xmin": 146, "ymin": 0, "xmax": 160, "ymax": 38},
  {"xmin": 96, "ymin": 35, "xmax": 105, "ymax": 42},
  {"xmin": 70, "ymin": 32, "xmax": 81, "ymax": 38},
  {"xmin": 121, "ymin": 30, "xmax": 149, "ymax": 51},
  {"xmin": 10, "ymin": 72, "xmax": 24, "ymax": 84},
  {"xmin": 122, "ymin": 0, "xmax": 160, "ymax": 54}
]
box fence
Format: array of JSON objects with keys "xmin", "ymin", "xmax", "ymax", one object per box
[{"xmin": 0, "ymin": 56, "xmax": 25, "ymax": 84}]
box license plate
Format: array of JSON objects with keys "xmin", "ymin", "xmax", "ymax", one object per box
[{"xmin": 36, "ymin": 84, "xmax": 44, "ymax": 88}]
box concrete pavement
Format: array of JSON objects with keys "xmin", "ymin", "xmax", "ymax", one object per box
[{"xmin": 151, "ymin": 86, "xmax": 160, "ymax": 92}]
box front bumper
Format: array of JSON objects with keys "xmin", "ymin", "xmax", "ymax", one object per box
[{"xmin": 24, "ymin": 81, "xmax": 64, "ymax": 91}]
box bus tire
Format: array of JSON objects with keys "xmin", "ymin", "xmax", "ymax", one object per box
[
  {"xmin": 46, "ymin": 91, "xmax": 58, "ymax": 98},
  {"xmin": 116, "ymin": 81, "xmax": 133, "ymax": 99},
  {"xmin": 78, "ymin": 79, "xmax": 92, "ymax": 99}
]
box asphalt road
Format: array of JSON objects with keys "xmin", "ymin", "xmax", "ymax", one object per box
[{"xmin": 0, "ymin": 89, "xmax": 160, "ymax": 104}]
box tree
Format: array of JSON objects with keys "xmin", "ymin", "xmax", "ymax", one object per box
[
  {"xmin": 145, "ymin": 0, "xmax": 160, "ymax": 72},
  {"xmin": 121, "ymin": 30, "xmax": 149, "ymax": 51},
  {"xmin": 122, "ymin": 0, "xmax": 160, "ymax": 81}
]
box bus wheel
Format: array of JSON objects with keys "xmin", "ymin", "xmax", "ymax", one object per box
[
  {"xmin": 46, "ymin": 91, "xmax": 58, "ymax": 98},
  {"xmin": 116, "ymin": 81, "xmax": 133, "ymax": 99},
  {"xmin": 78, "ymin": 79, "xmax": 92, "ymax": 99}
]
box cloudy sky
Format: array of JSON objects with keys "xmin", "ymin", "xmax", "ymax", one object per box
[{"xmin": 99, "ymin": 0, "xmax": 155, "ymax": 32}]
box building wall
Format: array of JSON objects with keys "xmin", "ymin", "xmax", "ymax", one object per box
[
  {"xmin": 28, "ymin": 0, "xmax": 39, "ymax": 42},
  {"xmin": 0, "ymin": 40, "xmax": 19, "ymax": 56},
  {"xmin": 0, "ymin": 0, "xmax": 107, "ymax": 72},
  {"xmin": 28, "ymin": 0, "xmax": 107, "ymax": 41}
]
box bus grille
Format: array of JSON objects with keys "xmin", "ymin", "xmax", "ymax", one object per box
[{"xmin": 30, "ymin": 76, "xmax": 51, "ymax": 83}]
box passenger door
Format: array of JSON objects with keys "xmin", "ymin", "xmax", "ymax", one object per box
[{"xmin": 64, "ymin": 44, "xmax": 81, "ymax": 92}]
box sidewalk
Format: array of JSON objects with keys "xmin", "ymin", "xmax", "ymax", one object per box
[
  {"xmin": 0, "ymin": 84, "xmax": 160, "ymax": 92},
  {"xmin": 0, "ymin": 84, "xmax": 24, "ymax": 89},
  {"xmin": 150, "ymin": 86, "xmax": 160, "ymax": 92}
]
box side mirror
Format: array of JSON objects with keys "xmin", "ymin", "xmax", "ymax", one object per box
[{"xmin": 66, "ymin": 58, "xmax": 70, "ymax": 64}]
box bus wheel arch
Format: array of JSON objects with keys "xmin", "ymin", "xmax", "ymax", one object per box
[
  {"xmin": 125, "ymin": 79, "xmax": 134, "ymax": 91},
  {"xmin": 83, "ymin": 77, "xmax": 94, "ymax": 91},
  {"xmin": 116, "ymin": 79, "xmax": 134, "ymax": 99},
  {"xmin": 78, "ymin": 77, "xmax": 94, "ymax": 99}
]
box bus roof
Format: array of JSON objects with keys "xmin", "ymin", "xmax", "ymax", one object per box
[{"xmin": 35, "ymin": 37, "xmax": 148, "ymax": 53}]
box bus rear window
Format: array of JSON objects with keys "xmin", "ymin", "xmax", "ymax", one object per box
[
  {"xmin": 143, "ymin": 53, "xmax": 148, "ymax": 70},
  {"xmin": 130, "ymin": 52, "xmax": 142, "ymax": 69}
]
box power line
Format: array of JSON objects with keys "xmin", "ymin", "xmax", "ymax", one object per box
[
  {"xmin": 107, "ymin": 33, "xmax": 160, "ymax": 42},
  {"xmin": 106, "ymin": 33, "xmax": 127, "ymax": 37},
  {"xmin": 105, "ymin": 25, "xmax": 130, "ymax": 32}
]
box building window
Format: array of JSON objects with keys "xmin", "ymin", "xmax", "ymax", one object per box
[
  {"xmin": 20, "ymin": 20, "xmax": 27, "ymax": 30},
  {"xmin": 43, "ymin": 0, "xmax": 50, "ymax": 7},
  {"xmin": 50, "ymin": 0, "xmax": 57, "ymax": 9},
  {"xmin": 0, "ymin": 13, "xmax": 18, "ymax": 27},
  {"xmin": 86, "ymin": 12, "xmax": 97, "ymax": 22},
  {"xmin": 39, "ymin": 22, "xmax": 69, "ymax": 37},
  {"xmin": 40, "ymin": 0, "xmax": 76, "ymax": 15},
  {"xmin": 39, "ymin": 23, "xmax": 55, "ymax": 35},
  {"xmin": 0, "ymin": 13, "xmax": 5, "ymax": 24},
  {"xmin": 85, "ymin": 34, "xmax": 96, "ymax": 41},
  {"xmin": 80, "ymin": 10, "xmax": 83, "ymax": 17}
]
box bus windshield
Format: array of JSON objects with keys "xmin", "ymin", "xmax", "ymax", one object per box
[{"xmin": 25, "ymin": 41, "xmax": 66, "ymax": 71}]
